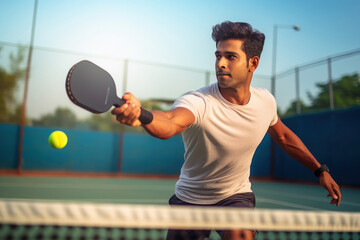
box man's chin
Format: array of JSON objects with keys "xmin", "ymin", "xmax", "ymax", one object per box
[{"xmin": 217, "ymin": 78, "xmax": 231, "ymax": 88}]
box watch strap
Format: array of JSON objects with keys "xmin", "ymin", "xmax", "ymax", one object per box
[{"xmin": 314, "ymin": 164, "xmax": 329, "ymax": 177}]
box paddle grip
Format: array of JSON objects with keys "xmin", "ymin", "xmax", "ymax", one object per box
[
  {"xmin": 114, "ymin": 99, "xmax": 153, "ymax": 125},
  {"xmin": 139, "ymin": 108, "xmax": 154, "ymax": 125}
]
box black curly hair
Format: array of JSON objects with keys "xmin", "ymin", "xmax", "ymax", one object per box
[{"xmin": 212, "ymin": 21, "xmax": 265, "ymax": 62}]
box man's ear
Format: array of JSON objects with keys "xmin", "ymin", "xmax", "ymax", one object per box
[{"xmin": 248, "ymin": 56, "xmax": 260, "ymax": 72}]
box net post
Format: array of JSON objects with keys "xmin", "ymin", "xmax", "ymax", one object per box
[
  {"xmin": 295, "ymin": 67, "xmax": 301, "ymax": 114},
  {"xmin": 205, "ymin": 71, "xmax": 210, "ymax": 86},
  {"xmin": 117, "ymin": 59, "xmax": 129, "ymax": 173},
  {"xmin": 17, "ymin": 0, "xmax": 38, "ymax": 174},
  {"xmin": 327, "ymin": 58, "xmax": 334, "ymax": 110}
]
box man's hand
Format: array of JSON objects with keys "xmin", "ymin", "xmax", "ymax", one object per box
[
  {"xmin": 111, "ymin": 93, "xmax": 142, "ymax": 127},
  {"xmin": 319, "ymin": 172, "xmax": 341, "ymax": 206}
]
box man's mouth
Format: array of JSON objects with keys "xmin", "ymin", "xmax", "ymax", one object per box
[{"xmin": 217, "ymin": 72, "xmax": 231, "ymax": 77}]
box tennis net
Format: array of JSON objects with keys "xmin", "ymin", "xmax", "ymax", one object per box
[{"xmin": 0, "ymin": 200, "xmax": 359, "ymax": 240}]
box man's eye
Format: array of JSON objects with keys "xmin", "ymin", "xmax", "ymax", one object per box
[
  {"xmin": 215, "ymin": 55, "xmax": 221, "ymax": 60},
  {"xmin": 227, "ymin": 55, "xmax": 236, "ymax": 60}
]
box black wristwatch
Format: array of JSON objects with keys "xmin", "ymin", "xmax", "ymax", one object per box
[{"xmin": 314, "ymin": 164, "xmax": 329, "ymax": 177}]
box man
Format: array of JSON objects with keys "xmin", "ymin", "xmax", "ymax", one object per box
[{"xmin": 111, "ymin": 21, "xmax": 341, "ymax": 240}]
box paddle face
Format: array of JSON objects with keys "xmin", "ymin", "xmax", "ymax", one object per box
[
  {"xmin": 66, "ymin": 60, "xmax": 153, "ymax": 125},
  {"xmin": 66, "ymin": 60, "xmax": 125, "ymax": 114}
]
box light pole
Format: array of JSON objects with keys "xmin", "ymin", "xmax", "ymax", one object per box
[
  {"xmin": 18, "ymin": 0, "xmax": 38, "ymax": 173},
  {"xmin": 271, "ymin": 24, "xmax": 300, "ymax": 97},
  {"xmin": 270, "ymin": 24, "xmax": 300, "ymax": 179}
]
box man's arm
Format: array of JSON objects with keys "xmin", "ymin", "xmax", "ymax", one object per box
[
  {"xmin": 111, "ymin": 93, "xmax": 195, "ymax": 139},
  {"xmin": 267, "ymin": 116, "xmax": 341, "ymax": 206}
]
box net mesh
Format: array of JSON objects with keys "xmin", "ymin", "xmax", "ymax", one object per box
[{"xmin": 0, "ymin": 200, "xmax": 359, "ymax": 240}]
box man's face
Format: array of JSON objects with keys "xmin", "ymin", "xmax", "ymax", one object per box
[{"xmin": 215, "ymin": 39, "xmax": 251, "ymax": 89}]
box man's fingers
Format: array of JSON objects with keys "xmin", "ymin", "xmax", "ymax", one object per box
[
  {"xmin": 110, "ymin": 92, "xmax": 142, "ymax": 127},
  {"xmin": 122, "ymin": 103, "xmax": 135, "ymax": 116},
  {"xmin": 112, "ymin": 102, "xmax": 134, "ymax": 116},
  {"xmin": 111, "ymin": 102, "xmax": 128, "ymax": 114},
  {"xmin": 122, "ymin": 92, "xmax": 133, "ymax": 101},
  {"xmin": 328, "ymin": 188, "xmax": 338, "ymax": 200},
  {"xmin": 333, "ymin": 188, "xmax": 342, "ymax": 206},
  {"xmin": 320, "ymin": 172, "xmax": 342, "ymax": 207},
  {"xmin": 327, "ymin": 187, "xmax": 341, "ymax": 206},
  {"xmin": 123, "ymin": 92, "xmax": 138, "ymax": 103},
  {"xmin": 111, "ymin": 101, "xmax": 141, "ymax": 126},
  {"xmin": 127, "ymin": 105, "xmax": 141, "ymax": 124}
]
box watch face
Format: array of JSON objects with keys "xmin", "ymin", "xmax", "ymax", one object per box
[{"xmin": 322, "ymin": 164, "xmax": 329, "ymax": 172}]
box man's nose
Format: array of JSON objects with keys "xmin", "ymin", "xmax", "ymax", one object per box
[{"xmin": 216, "ymin": 57, "xmax": 227, "ymax": 69}]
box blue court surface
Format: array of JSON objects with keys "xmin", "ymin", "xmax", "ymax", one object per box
[{"xmin": 0, "ymin": 176, "xmax": 359, "ymax": 212}]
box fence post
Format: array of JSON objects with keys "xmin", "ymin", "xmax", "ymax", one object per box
[
  {"xmin": 328, "ymin": 58, "xmax": 334, "ymax": 110},
  {"xmin": 295, "ymin": 67, "xmax": 301, "ymax": 114},
  {"xmin": 122, "ymin": 59, "xmax": 128, "ymax": 95},
  {"xmin": 17, "ymin": 0, "xmax": 38, "ymax": 174},
  {"xmin": 118, "ymin": 59, "xmax": 129, "ymax": 173},
  {"xmin": 205, "ymin": 71, "xmax": 210, "ymax": 86}
]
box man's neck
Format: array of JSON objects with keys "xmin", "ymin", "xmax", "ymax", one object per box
[{"xmin": 218, "ymin": 84, "xmax": 251, "ymax": 105}]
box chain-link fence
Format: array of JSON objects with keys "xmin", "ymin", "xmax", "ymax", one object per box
[
  {"xmin": 1, "ymin": 40, "xmax": 359, "ymax": 128},
  {"xmin": 275, "ymin": 49, "xmax": 360, "ymax": 116},
  {"xmin": 0, "ymin": 41, "xmax": 215, "ymax": 127}
]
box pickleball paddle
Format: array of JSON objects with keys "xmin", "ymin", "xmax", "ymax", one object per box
[{"xmin": 66, "ymin": 60, "xmax": 153, "ymax": 125}]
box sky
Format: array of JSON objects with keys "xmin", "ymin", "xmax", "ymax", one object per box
[{"xmin": 0, "ymin": 0, "xmax": 359, "ymax": 118}]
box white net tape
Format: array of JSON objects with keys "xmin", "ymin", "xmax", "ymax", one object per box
[{"xmin": 0, "ymin": 200, "xmax": 359, "ymax": 232}]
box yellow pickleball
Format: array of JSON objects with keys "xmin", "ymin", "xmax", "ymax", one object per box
[{"xmin": 48, "ymin": 131, "xmax": 68, "ymax": 149}]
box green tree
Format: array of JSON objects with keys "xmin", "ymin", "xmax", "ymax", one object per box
[
  {"xmin": 84, "ymin": 111, "xmax": 146, "ymax": 133},
  {"xmin": 307, "ymin": 73, "xmax": 360, "ymax": 110},
  {"xmin": 30, "ymin": 98, "xmax": 171, "ymax": 132},
  {"xmin": 32, "ymin": 107, "xmax": 77, "ymax": 128},
  {"xmin": 283, "ymin": 73, "xmax": 360, "ymax": 116},
  {"xmin": 0, "ymin": 48, "xmax": 25, "ymax": 123},
  {"xmin": 83, "ymin": 100, "xmax": 169, "ymax": 132},
  {"xmin": 141, "ymin": 99, "xmax": 170, "ymax": 111},
  {"xmin": 281, "ymin": 100, "xmax": 310, "ymax": 117},
  {"xmin": 84, "ymin": 112, "xmax": 121, "ymax": 132}
]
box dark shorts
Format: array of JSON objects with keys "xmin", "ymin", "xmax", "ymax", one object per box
[{"xmin": 166, "ymin": 192, "xmax": 256, "ymax": 240}]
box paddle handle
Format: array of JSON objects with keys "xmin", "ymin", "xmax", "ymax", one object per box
[
  {"xmin": 114, "ymin": 98, "xmax": 154, "ymax": 125},
  {"xmin": 139, "ymin": 108, "xmax": 154, "ymax": 125}
]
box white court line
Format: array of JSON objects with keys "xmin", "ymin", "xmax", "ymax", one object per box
[
  {"xmin": 256, "ymin": 197, "xmax": 324, "ymax": 211},
  {"xmin": 0, "ymin": 198, "xmax": 167, "ymax": 204},
  {"xmin": 0, "ymin": 182, "xmax": 173, "ymax": 191},
  {"xmin": 256, "ymin": 189, "xmax": 360, "ymax": 207},
  {"xmin": 2, "ymin": 182, "xmax": 358, "ymax": 207},
  {"xmin": 1, "ymin": 197, "xmax": 322, "ymax": 211}
]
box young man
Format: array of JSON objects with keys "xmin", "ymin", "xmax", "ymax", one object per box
[{"xmin": 111, "ymin": 21, "xmax": 341, "ymax": 240}]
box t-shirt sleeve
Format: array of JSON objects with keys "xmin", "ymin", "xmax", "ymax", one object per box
[
  {"xmin": 171, "ymin": 92, "xmax": 206, "ymax": 126},
  {"xmin": 268, "ymin": 91, "xmax": 278, "ymax": 126}
]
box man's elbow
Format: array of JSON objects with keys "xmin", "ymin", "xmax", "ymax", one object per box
[
  {"xmin": 157, "ymin": 135, "xmax": 173, "ymax": 140},
  {"xmin": 146, "ymin": 130, "xmax": 175, "ymax": 140}
]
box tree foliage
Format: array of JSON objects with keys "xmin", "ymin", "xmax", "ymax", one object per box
[
  {"xmin": 3, "ymin": 45, "xmax": 357, "ymax": 129},
  {"xmin": 281, "ymin": 100, "xmax": 310, "ymax": 117},
  {"xmin": 282, "ymin": 73, "xmax": 360, "ymax": 117},
  {"xmin": 0, "ymin": 48, "xmax": 26, "ymax": 123},
  {"xmin": 30, "ymin": 101, "xmax": 167, "ymax": 133},
  {"xmin": 307, "ymin": 73, "xmax": 360, "ymax": 109},
  {"xmin": 32, "ymin": 107, "xmax": 77, "ymax": 128}
]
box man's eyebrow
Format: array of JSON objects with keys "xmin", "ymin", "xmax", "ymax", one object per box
[{"xmin": 215, "ymin": 51, "xmax": 239, "ymax": 55}]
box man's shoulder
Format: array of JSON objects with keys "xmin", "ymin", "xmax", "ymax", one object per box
[
  {"xmin": 181, "ymin": 83, "xmax": 218, "ymax": 99},
  {"xmin": 172, "ymin": 84, "xmax": 218, "ymax": 123},
  {"xmin": 251, "ymin": 86, "xmax": 275, "ymax": 100},
  {"xmin": 251, "ymin": 86, "xmax": 271, "ymax": 94},
  {"xmin": 197, "ymin": 83, "xmax": 218, "ymax": 95}
]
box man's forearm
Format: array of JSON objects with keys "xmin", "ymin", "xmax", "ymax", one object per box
[
  {"xmin": 268, "ymin": 120, "xmax": 321, "ymax": 171},
  {"xmin": 143, "ymin": 108, "xmax": 195, "ymax": 140},
  {"xmin": 275, "ymin": 131, "xmax": 321, "ymax": 171},
  {"xmin": 143, "ymin": 111, "xmax": 179, "ymax": 140}
]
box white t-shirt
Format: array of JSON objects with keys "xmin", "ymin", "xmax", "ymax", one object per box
[{"xmin": 172, "ymin": 83, "xmax": 278, "ymax": 204}]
